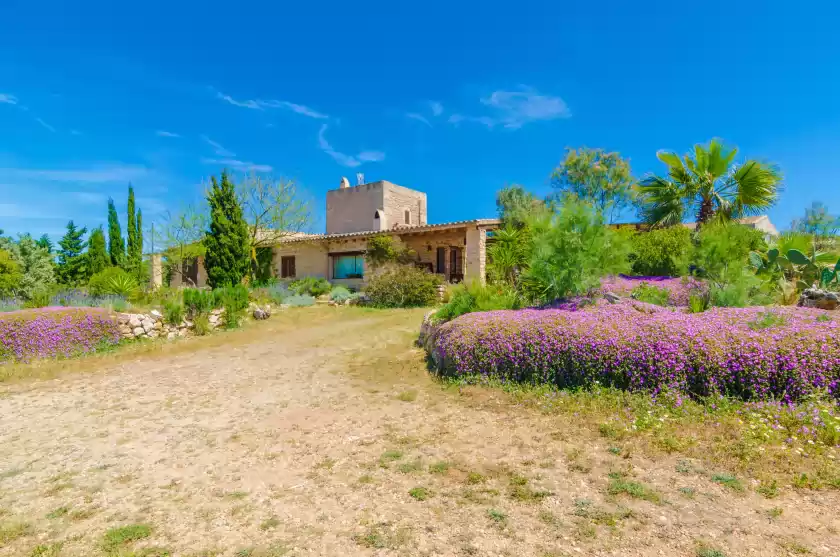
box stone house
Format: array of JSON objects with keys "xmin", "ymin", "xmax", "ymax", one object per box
[{"xmin": 152, "ymin": 178, "xmax": 501, "ymax": 289}]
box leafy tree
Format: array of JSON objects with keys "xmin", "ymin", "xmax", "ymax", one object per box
[
  {"xmin": 204, "ymin": 170, "xmax": 250, "ymax": 288},
  {"xmin": 628, "ymin": 226, "xmax": 693, "ymax": 276},
  {"xmin": 521, "ymin": 199, "xmax": 631, "ymax": 304},
  {"xmin": 487, "ymin": 226, "xmax": 531, "ymax": 285},
  {"xmin": 87, "ymin": 226, "xmax": 110, "ymax": 277},
  {"xmin": 791, "ymin": 201, "xmax": 839, "ymax": 253},
  {"xmin": 36, "ymin": 234, "xmax": 54, "ymax": 254},
  {"xmin": 154, "ymin": 205, "xmax": 207, "ymax": 286},
  {"xmin": 0, "ymin": 249, "xmax": 22, "ymax": 297},
  {"xmin": 639, "ymin": 138, "xmax": 782, "ymax": 228},
  {"xmin": 496, "ymin": 185, "xmax": 548, "ymax": 228},
  {"xmin": 0, "ymin": 234, "xmax": 56, "ymax": 299},
  {"xmin": 56, "ymin": 220, "xmax": 88, "ymax": 285},
  {"xmin": 126, "ymin": 184, "xmax": 140, "ymax": 270},
  {"xmin": 107, "ymin": 197, "xmax": 126, "ymax": 267},
  {"xmin": 551, "ymin": 147, "xmax": 636, "ymax": 223},
  {"xmin": 237, "ymin": 174, "xmax": 311, "ymax": 279}
]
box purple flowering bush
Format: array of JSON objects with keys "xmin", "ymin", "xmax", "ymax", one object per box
[
  {"xmin": 0, "ymin": 308, "xmax": 121, "ymax": 363},
  {"xmin": 600, "ymin": 275, "xmax": 707, "ymax": 307},
  {"xmin": 432, "ymin": 304, "xmax": 840, "ymax": 403}
]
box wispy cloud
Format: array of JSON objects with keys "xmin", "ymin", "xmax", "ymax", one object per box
[
  {"xmin": 70, "ymin": 129, "xmax": 82, "ymax": 136},
  {"xmin": 447, "ymin": 87, "xmax": 570, "ymax": 130},
  {"xmin": 201, "ymin": 158, "xmax": 273, "ymax": 173},
  {"xmin": 35, "ymin": 117, "xmax": 56, "ymax": 133},
  {"xmin": 156, "ymin": 130, "xmax": 180, "ymax": 138},
  {"xmin": 448, "ymin": 114, "xmax": 496, "ymax": 128},
  {"xmin": 216, "ymin": 91, "xmax": 328, "ymax": 119},
  {"xmin": 406, "ymin": 113, "xmax": 432, "ymax": 127},
  {"xmin": 0, "ymin": 164, "xmax": 150, "ymax": 183},
  {"xmin": 318, "ymin": 125, "xmax": 385, "ymax": 168},
  {"xmin": 201, "ymin": 135, "xmax": 235, "ymax": 157},
  {"xmin": 0, "ymin": 93, "xmax": 18, "ymax": 105},
  {"xmin": 430, "ymin": 101, "xmax": 444, "ymax": 117}
]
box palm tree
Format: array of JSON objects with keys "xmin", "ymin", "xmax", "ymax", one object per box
[{"xmin": 638, "ymin": 139, "xmax": 782, "ymax": 228}]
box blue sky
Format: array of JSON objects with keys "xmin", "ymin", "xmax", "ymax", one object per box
[{"xmin": 1, "ymin": 0, "xmax": 839, "ymax": 243}]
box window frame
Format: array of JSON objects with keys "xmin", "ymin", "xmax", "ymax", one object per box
[
  {"xmin": 280, "ymin": 255, "xmax": 296, "ymax": 279},
  {"xmin": 330, "ymin": 251, "xmax": 365, "ymax": 279}
]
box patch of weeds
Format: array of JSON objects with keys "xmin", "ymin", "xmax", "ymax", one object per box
[
  {"xmin": 766, "ymin": 507, "xmax": 783, "ymax": 519},
  {"xmin": 352, "ymin": 523, "xmax": 411, "ymax": 550},
  {"xmin": 234, "ymin": 548, "xmax": 254, "ymax": 557},
  {"xmin": 607, "ymin": 472, "xmax": 661, "ymax": 503},
  {"xmin": 678, "ymin": 487, "xmax": 696, "ymax": 498},
  {"xmin": 357, "ymin": 474, "xmax": 374, "ymax": 484},
  {"xmin": 133, "ymin": 549, "xmax": 172, "ymax": 557},
  {"xmin": 793, "ymin": 473, "xmax": 819, "ymax": 490},
  {"xmin": 676, "ymin": 460, "xmax": 692, "ymax": 474},
  {"xmin": 607, "ymin": 446, "xmax": 621, "ymax": 455},
  {"xmin": 45, "ymin": 506, "xmax": 69, "ymax": 519},
  {"xmin": 398, "ymin": 458, "xmax": 423, "ymax": 474},
  {"xmin": 102, "ymin": 524, "xmax": 152, "ymax": 552},
  {"xmin": 816, "ymin": 313, "xmax": 832, "ymax": 323},
  {"xmin": 573, "ymin": 499, "xmax": 632, "ymax": 527},
  {"xmin": 509, "ymin": 474, "xmax": 528, "ymax": 486},
  {"xmin": 379, "ymin": 450, "xmax": 403, "ymax": 467},
  {"xmin": 486, "ymin": 508, "xmax": 507, "ymax": 525},
  {"xmin": 696, "ymin": 545, "xmax": 727, "ymax": 557},
  {"xmin": 396, "ymin": 390, "xmax": 418, "ymax": 402},
  {"xmin": 224, "ymin": 490, "xmax": 249, "ymax": 500},
  {"xmin": 429, "ymin": 461, "xmax": 450, "ymax": 474},
  {"xmin": 408, "ymin": 486, "xmax": 431, "ymax": 501},
  {"xmin": 315, "ymin": 457, "xmax": 335, "ymax": 470},
  {"xmin": 29, "ymin": 543, "xmax": 63, "ymax": 557},
  {"xmin": 43, "ymin": 482, "xmax": 73, "ymax": 496},
  {"xmin": 466, "ymin": 472, "xmax": 486, "ymax": 485},
  {"xmin": 538, "ymin": 510, "xmax": 562, "ymax": 528},
  {"xmin": 0, "ymin": 521, "xmax": 32, "ymax": 545},
  {"xmin": 598, "ymin": 422, "xmax": 625, "ymax": 440},
  {"xmin": 509, "ymin": 484, "xmax": 552, "ymax": 503},
  {"xmin": 68, "ymin": 507, "xmax": 97, "ymax": 521},
  {"xmin": 460, "ymin": 488, "xmax": 498, "ymax": 505},
  {"xmin": 780, "ymin": 540, "xmax": 811, "ymax": 554},
  {"xmin": 756, "ymin": 479, "xmax": 779, "ymax": 499},
  {"xmin": 0, "ymin": 468, "xmax": 23, "ymax": 480},
  {"xmin": 747, "ymin": 310, "xmax": 788, "ymax": 331},
  {"xmin": 711, "ymin": 473, "xmax": 744, "ymax": 492},
  {"xmin": 576, "ymin": 522, "xmax": 597, "ymax": 539},
  {"xmin": 259, "ymin": 517, "xmax": 280, "ymax": 531}
]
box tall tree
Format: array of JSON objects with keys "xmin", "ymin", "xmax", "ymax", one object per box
[
  {"xmin": 791, "ymin": 201, "xmax": 839, "ymax": 250},
  {"xmin": 87, "ymin": 226, "xmax": 110, "ymax": 277},
  {"xmin": 127, "ymin": 184, "xmax": 138, "ymax": 268},
  {"xmin": 638, "ymin": 138, "xmax": 782, "ymax": 228},
  {"xmin": 107, "ymin": 197, "xmax": 125, "ymax": 267},
  {"xmin": 237, "ymin": 174, "xmax": 311, "ymax": 279},
  {"xmin": 0, "ymin": 234, "xmax": 55, "ymax": 299},
  {"xmin": 154, "ymin": 205, "xmax": 207, "ymax": 286},
  {"xmin": 136, "ymin": 209, "xmax": 143, "ymax": 258},
  {"xmin": 204, "ymin": 170, "xmax": 250, "ymax": 287},
  {"xmin": 551, "ymin": 147, "xmax": 636, "ymax": 223},
  {"xmin": 36, "ymin": 234, "xmax": 54, "ymax": 254},
  {"xmin": 56, "ymin": 220, "xmax": 88, "ymax": 285},
  {"xmin": 496, "ymin": 185, "xmax": 549, "ymax": 228}
]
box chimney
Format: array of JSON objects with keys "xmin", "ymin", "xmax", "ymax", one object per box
[{"xmin": 339, "ymin": 176, "xmax": 350, "ymax": 189}]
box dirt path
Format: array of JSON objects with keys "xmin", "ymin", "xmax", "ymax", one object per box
[{"xmin": 1, "ymin": 308, "xmax": 838, "ymax": 557}]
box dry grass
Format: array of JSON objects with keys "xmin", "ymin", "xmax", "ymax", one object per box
[{"xmin": 0, "ymin": 307, "xmax": 838, "ymax": 556}]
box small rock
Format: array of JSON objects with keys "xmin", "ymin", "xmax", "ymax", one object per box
[
  {"xmin": 150, "ymin": 309, "xmax": 163, "ymax": 321},
  {"xmin": 253, "ymin": 307, "xmax": 270, "ymax": 320},
  {"xmin": 166, "ymin": 331, "xmax": 176, "ymax": 340},
  {"xmin": 153, "ymin": 321, "xmax": 163, "ymax": 330},
  {"xmin": 132, "ymin": 327, "xmax": 144, "ymax": 336},
  {"xmin": 129, "ymin": 315, "xmax": 142, "ymax": 328},
  {"xmin": 604, "ymin": 292, "xmax": 621, "ymax": 304},
  {"xmin": 141, "ymin": 318, "xmax": 154, "ymax": 333},
  {"xmin": 148, "ymin": 330, "xmax": 159, "ymax": 339}
]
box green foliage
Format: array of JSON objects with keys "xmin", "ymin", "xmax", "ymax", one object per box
[
  {"xmin": 791, "ymin": 201, "xmax": 839, "ymax": 250},
  {"xmin": 24, "ymin": 289, "xmax": 51, "ymax": 308},
  {"xmin": 521, "ymin": 199, "xmax": 631, "ymax": 304},
  {"xmin": 213, "ymin": 284, "xmax": 249, "ymax": 314},
  {"xmin": 126, "ymin": 184, "xmax": 141, "ymax": 272},
  {"xmin": 434, "ymin": 281, "xmax": 521, "ymax": 322},
  {"xmin": 162, "ymin": 300, "xmax": 184, "ymax": 325},
  {"xmin": 747, "ymin": 311, "xmax": 788, "ymax": 331},
  {"xmin": 35, "ymin": 234, "xmax": 53, "ymax": 254},
  {"xmin": 0, "ymin": 234, "xmax": 56, "ymax": 300},
  {"xmin": 107, "ymin": 197, "xmax": 125, "ymax": 267},
  {"xmin": 182, "ymin": 288, "xmax": 215, "ymax": 318},
  {"xmin": 56, "ymin": 220, "xmax": 88, "ymax": 286},
  {"xmin": 408, "ymin": 486, "xmax": 431, "ymax": 501},
  {"xmin": 89, "ymin": 267, "xmax": 136, "ymax": 296},
  {"xmin": 285, "ymin": 294, "xmax": 316, "ymax": 307},
  {"xmin": 628, "ymin": 226, "xmax": 693, "ymax": 276},
  {"xmin": 365, "ymin": 235, "xmax": 416, "ymax": 267},
  {"xmin": 290, "ymin": 276, "xmax": 332, "ymax": 297},
  {"xmin": 204, "ymin": 170, "xmax": 250, "ymax": 288},
  {"xmin": 364, "ymin": 265, "xmax": 442, "ymax": 308},
  {"xmin": 487, "ymin": 226, "xmax": 531, "ymax": 285},
  {"xmin": 0, "ymin": 249, "xmax": 22, "ymax": 297},
  {"xmin": 86, "ymin": 226, "xmax": 110, "ymax": 277},
  {"xmin": 102, "ymin": 524, "xmax": 151, "ymax": 552},
  {"xmin": 254, "ymin": 246, "xmax": 274, "ymax": 283},
  {"xmin": 222, "ymin": 297, "xmax": 244, "ymax": 329},
  {"xmin": 688, "ymin": 294, "xmax": 709, "ymax": 314},
  {"xmin": 496, "ymin": 184, "xmax": 549, "ymax": 228},
  {"xmin": 329, "ymin": 285, "xmax": 352, "ymax": 303},
  {"xmin": 551, "ymin": 147, "xmax": 636, "ymax": 223},
  {"xmin": 630, "ymin": 282, "xmax": 671, "ymax": 306},
  {"xmin": 192, "ymin": 313, "xmax": 211, "ymax": 335},
  {"xmin": 708, "ymin": 269, "xmax": 769, "ymax": 308},
  {"xmin": 694, "ymin": 222, "xmax": 765, "ymax": 281}
]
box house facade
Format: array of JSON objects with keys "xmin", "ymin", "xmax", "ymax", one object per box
[{"xmin": 153, "ymin": 178, "xmax": 500, "ymax": 289}]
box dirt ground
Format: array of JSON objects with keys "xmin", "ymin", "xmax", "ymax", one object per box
[{"xmin": 1, "ymin": 307, "xmax": 839, "ymax": 557}]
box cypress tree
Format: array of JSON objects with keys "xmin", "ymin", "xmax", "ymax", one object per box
[
  {"xmin": 127, "ymin": 183, "xmax": 137, "ymax": 269},
  {"xmin": 87, "ymin": 226, "xmax": 109, "ymax": 277},
  {"xmin": 137, "ymin": 209, "xmax": 143, "ymax": 259},
  {"xmin": 107, "ymin": 197, "xmax": 125, "ymax": 267},
  {"xmin": 36, "ymin": 234, "xmax": 54, "ymax": 254},
  {"xmin": 204, "ymin": 170, "xmax": 250, "ymax": 287},
  {"xmin": 56, "ymin": 220, "xmax": 88, "ymax": 285}
]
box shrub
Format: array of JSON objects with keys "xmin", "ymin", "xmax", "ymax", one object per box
[
  {"xmin": 365, "ymin": 235, "xmax": 416, "ymax": 267},
  {"xmin": 630, "ymin": 282, "xmax": 671, "ymax": 306},
  {"xmin": 182, "ymin": 288, "xmax": 215, "ymax": 318},
  {"xmin": 329, "ymin": 286, "xmax": 353, "ymax": 303},
  {"xmin": 0, "ymin": 249, "xmax": 22, "ymax": 297},
  {"xmin": 213, "ymin": 284, "xmax": 249, "ymax": 313},
  {"xmin": 629, "ymin": 226, "xmax": 693, "ymax": 276},
  {"xmin": 290, "ymin": 277, "xmax": 331, "ymax": 297},
  {"xmin": 521, "ymin": 199, "xmax": 631, "ymax": 304},
  {"xmin": 89, "ymin": 267, "xmax": 137, "ymax": 297},
  {"xmin": 285, "ymin": 294, "xmax": 315, "ymax": 307},
  {"xmin": 222, "ymin": 299, "xmax": 243, "ymax": 329},
  {"xmin": 0, "ymin": 308, "xmax": 121, "ymax": 363},
  {"xmin": 434, "ymin": 282, "xmax": 521, "ymax": 322},
  {"xmin": 162, "ymin": 300, "xmax": 184, "ymax": 325},
  {"xmin": 431, "ymin": 304, "xmax": 840, "ymax": 403},
  {"xmin": 23, "ymin": 289, "xmax": 51, "ymax": 308},
  {"xmin": 693, "ymin": 222, "xmax": 766, "ymax": 282},
  {"xmin": 364, "ymin": 265, "xmax": 441, "ymax": 308},
  {"xmin": 192, "ymin": 314, "xmax": 211, "ymax": 335}
]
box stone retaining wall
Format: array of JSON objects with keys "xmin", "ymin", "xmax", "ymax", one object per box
[{"xmin": 115, "ymin": 308, "xmax": 227, "ymax": 340}]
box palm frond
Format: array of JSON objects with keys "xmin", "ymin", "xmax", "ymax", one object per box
[
  {"xmin": 730, "ymin": 159, "xmax": 782, "ymax": 214},
  {"xmin": 638, "ymin": 175, "xmax": 685, "ymax": 227}
]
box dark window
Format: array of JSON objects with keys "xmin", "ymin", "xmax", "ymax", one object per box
[
  {"xmin": 404, "ymin": 209, "xmax": 411, "ymax": 224},
  {"xmin": 436, "ymin": 247, "xmax": 446, "ymax": 273},
  {"xmin": 280, "ymin": 256, "xmax": 296, "ymax": 278},
  {"xmin": 332, "ymin": 252, "xmax": 364, "ymax": 279}
]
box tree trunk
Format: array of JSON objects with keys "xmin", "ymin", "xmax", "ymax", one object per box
[{"xmin": 696, "ymin": 197, "xmax": 715, "ymax": 228}]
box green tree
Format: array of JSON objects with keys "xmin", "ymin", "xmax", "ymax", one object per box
[
  {"xmin": 496, "ymin": 185, "xmax": 548, "ymax": 228},
  {"xmin": 0, "ymin": 249, "xmax": 23, "ymax": 297},
  {"xmin": 36, "ymin": 234, "xmax": 54, "ymax": 254},
  {"xmin": 154, "ymin": 205, "xmax": 207, "ymax": 286},
  {"xmin": 0, "ymin": 234, "xmax": 56, "ymax": 299},
  {"xmin": 204, "ymin": 170, "xmax": 250, "ymax": 288},
  {"xmin": 56, "ymin": 220, "xmax": 88, "ymax": 285},
  {"xmin": 639, "ymin": 138, "xmax": 782, "ymax": 228},
  {"xmin": 107, "ymin": 197, "xmax": 126, "ymax": 267},
  {"xmin": 487, "ymin": 226, "xmax": 531, "ymax": 285},
  {"xmin": 551, "ymin": 147, "xmax": 636, "ymax": 223},
  {"xmin": 628, "ymin": 226, "xmax": 693, "ymax": 276},
  {"xmin": 521, "ymin": 199, "xmax": 631, "ymax": 304},
  {"xmin": 87, "ymin": 226, "xmax": 110, "ymax": 277},
  {"xmin": 126, "ymin": 184, "xmax": 139, "ymax": 269},
  {"xmin": 791, "ymin": 201, "xmax": 839, "ymax": 253}
]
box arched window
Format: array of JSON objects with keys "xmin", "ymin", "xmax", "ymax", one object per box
[{"xmin": 404, "ymin": 209, "xmax": 411, "ymax": 225}]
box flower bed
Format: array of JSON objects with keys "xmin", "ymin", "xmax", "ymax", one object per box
[
  {"xmin": 431, "ymin": 304, "xmax": 840, "ymax": 402},
  {"xmin": 600, "ymin": 275, "xmax": 706, "ymax": 307},
  {"xmin": 0, "ymin": 308, "xmax": 121, "ymax": 363}
]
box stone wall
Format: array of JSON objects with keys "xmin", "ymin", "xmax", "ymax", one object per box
[{"xmin": 115, "ymin": 308, "xmax": 227, "ymax": 340}]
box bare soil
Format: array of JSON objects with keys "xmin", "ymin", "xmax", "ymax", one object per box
[{"xmin": 1, "ymin": 307, "xmax": 838, "ymax": 557}]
